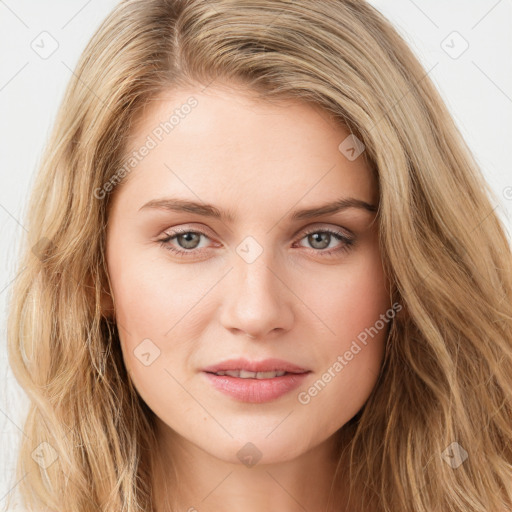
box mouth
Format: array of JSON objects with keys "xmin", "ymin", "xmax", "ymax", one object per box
[
  {"xmin": 205, "ymin": 369, "xmax": 305, "ymax": 379},
  {"xmin": 202, "ymin": 357, "xmax": 310, "ymax": 376},
  {"xmin": 201, "ymin": 359, "xmax": 311, "ymax": 403}
]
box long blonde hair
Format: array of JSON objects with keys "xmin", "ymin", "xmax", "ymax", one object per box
[{"xmin": 6, "ymin": 0, "xmax": 512, "ymax": 510}]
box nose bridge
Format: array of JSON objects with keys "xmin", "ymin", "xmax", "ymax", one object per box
[
  {"xmin": 219, "ymin": 235, "xmax": 293, "ymax": 337},
  {"xmin": 238, "ymin": 248, "xmax": 276, "ymax": 295},
  {"xmin": 234, "ymin": 232, "xmax": 278, "ymax": 288}
]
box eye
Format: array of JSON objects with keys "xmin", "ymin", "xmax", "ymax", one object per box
[
  {"xmin": 158, "ymin": 226, "xmax": 355, "ymax": 258},
  {"xmin": 293, "ymin": 227, "xmax": 355, "ymax": 257},
  {"xmin": 158, "ymin": 228, "xmax": 212, "ymax": 258}
]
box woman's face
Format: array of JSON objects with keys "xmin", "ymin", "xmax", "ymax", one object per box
[{"xmin": 105, "ymin": 83, "xmax": 391, "ymax": 466}]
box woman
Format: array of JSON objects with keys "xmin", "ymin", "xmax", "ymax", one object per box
[{"xmin": 6, "ymin": 0, "xmax": 512, "ymax": 511}]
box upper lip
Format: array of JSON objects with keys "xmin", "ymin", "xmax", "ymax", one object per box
[{"xmin": 202, "ymin": 358, "xmax": 310, "ymax": 374}]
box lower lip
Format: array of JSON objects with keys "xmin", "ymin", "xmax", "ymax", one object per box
[{"xmin": 203, "ymin": 371, "xmax": 310, "ymax": 403}]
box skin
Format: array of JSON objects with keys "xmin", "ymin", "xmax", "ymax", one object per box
[{"xmin": 104, "ymin": 82, "xmax": 391, "ymax": 512}]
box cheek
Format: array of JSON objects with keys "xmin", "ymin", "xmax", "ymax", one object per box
[
  {"xmin": 109, "ymin": 261, "xmax": 168, "ymax": 339},
  {"xmin": 305, "ymin": 248, "xmax": 389, "ymax": 343},
  {"xmin": 299, "ymin": 248, "xmax": 390, "ymax": 405},
  {"xmin": 106, "ymin": 247, "xmax": 213, "ymax": 396},
  {"xmin": 106, "ymin": 247, "xmax": 173, "ymax": 382},
  {"xmin": 108, "ymin": 244, "xmax": 205, "ymax": 339}
]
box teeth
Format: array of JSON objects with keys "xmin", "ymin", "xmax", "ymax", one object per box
[{"xmin": 214, "ymin": 370, "xmax": 287, "ymax": 379}]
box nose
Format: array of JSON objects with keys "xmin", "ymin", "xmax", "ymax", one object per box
[{"xmin": 219, "ymin": 250, "xmax": 294, "ymax": 340}]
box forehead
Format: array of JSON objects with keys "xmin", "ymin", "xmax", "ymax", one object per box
[{"xmin": 109, "ymin": 84, "xmax": 377, "ymax": 216}]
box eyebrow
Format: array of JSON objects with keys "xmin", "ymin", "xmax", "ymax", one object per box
[{"xmin": 138, "ymin": 197, "xmax": 377, "ymax": 222}]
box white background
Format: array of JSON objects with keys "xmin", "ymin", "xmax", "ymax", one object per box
[{"xmin": 1, "ymin": 0, "xmax": 511, "ymax": 508}]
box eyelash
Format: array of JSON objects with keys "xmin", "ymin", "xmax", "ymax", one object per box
[{"xmin": 158, "ymin": 226, "xmax": 355, "ymax": 259}]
